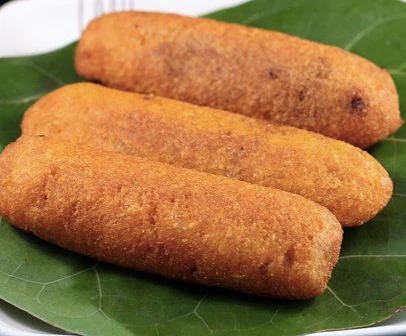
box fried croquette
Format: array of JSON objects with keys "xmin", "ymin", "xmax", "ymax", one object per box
[
  {"xmin": 22, "ymin": 83, "xmax": 393, "ymax": 227},
  {"xmin": 0, "ymin": 136, "xmax": 343, "ymax": 299},
  {"xmin": 75, "ymin": 11, "xmax": 402, "ymax": 148}
]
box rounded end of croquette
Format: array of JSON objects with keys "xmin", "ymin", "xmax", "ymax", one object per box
[
  {"xmin": 334, "ymin": 147, "xmax": 394, "ymax": 227},
  {"xmin": 291, "ymin": 207, "xmax": 343, "ymax": 299}
]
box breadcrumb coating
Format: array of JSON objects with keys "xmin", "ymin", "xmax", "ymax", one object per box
[
  {"xmin": 0, "ymin": 136, "xmax": 342, "ymax": 299},
  {"xmin": 23, "ymin": 83, "xmax": 393, "ymax": 226},
  {"xmin": 75, "ymin": 11, "xmax": 402, "ymax": 148}
]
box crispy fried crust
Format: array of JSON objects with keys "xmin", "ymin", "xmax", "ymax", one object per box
[
  {"xmin": 23, "ymin": 83, "xmax": 393, "ymax": 226},
  {"xmin": 0, "ymin": 136, "xmax": 343, "ymax": 299},
  {"xmin": 75, "ymin": 11, "xmax": 402, "ymax": 148}
]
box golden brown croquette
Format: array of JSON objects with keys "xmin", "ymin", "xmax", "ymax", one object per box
[
  {"xmin": 23, "ymin": 83, "xmax": 393, "ymax": 226},
  {"xmin": 0, "ymin": 136, "xmax": 342, "ymax": 299},
  {"xmin": 75, "ymin": 12, "xmax": 402, "ymax": 148}
]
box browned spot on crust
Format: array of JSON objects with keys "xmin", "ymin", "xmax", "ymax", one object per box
[
  {"xmin": 50, "ymin": 165, "xmax": 58, "ymax": 176},
  {"xmin": 283, "ymin": 247, "xmax": 296, "ymax": 267},
  {"xmin": 268, "ymin": 70, "xmax": 278, "ymax": 79},
  {"xmin": 259, "ymin": 261, "xmax": 270, "ymax": 275},
  {"xmin": 187, "ymin": 262, "xmax": 198, "ymax": 277},
  {"xmin": 298, "ymin": 90, "xmax": 306, "ymax": 102},
  {"xmin": 148, "ymin": 205, "xmax": 158, "ymax": 225},
  {"xmin": 351, "ymin": 95, "xmax": 367, "ymax": 113}
]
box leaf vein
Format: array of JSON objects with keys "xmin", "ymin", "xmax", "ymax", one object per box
[
  {"xmin": 94, "ymin": 264, "xmax": 112, "ymax": 321},
  {"xmin": 0, "ymin": 93, "xmax": 44, "ymax": 105},
  {"xmin": 340, "ymin": 254, "xmax": 406, "ymax": 259},
  {"xmin": 389, "ymin": 60, "xmax": 406, "ymax": 73},
  {"xmin": 303, "ymin": 306, "xmax": 345, "ymax": 329},
  {"xmin": 240, "ymin": 0, "xmax": 307, "ymax": 25},
  {"xmin": 0, "ymin": 263, "xmax": 96, "ymax": 286},
  {"xmin": 326, "ymin": 286, "xmax": 360, "ymax": 317},
  {"xmin": 344, "ymin": 14, "xmax": 406, "ymax": 51},
  {"xmin": 390, "ymin": 71, "xmax": 406, "ymax": 77},
  {"xmin": 10, "ymin": 59, "xmax": 66, "ymax": 87},
  {"xmin": 2, "ymin": 262, "xmax": 25, "ymax": 286},
  {"xmin": 236, "ymin": 302, "xmax": 286, "ymax": 332},
  {"xmin": 383, "ymin": 137, "xmax": 406, "ymax": 143},
  {"xmin": 193, "ymin": 291, "xmax": 213, "ymax": 333}
]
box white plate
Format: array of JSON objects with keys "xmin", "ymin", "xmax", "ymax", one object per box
[{"xmin": 1, "ymin": 0, "xmax": 406, "ymax": 335}]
